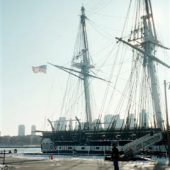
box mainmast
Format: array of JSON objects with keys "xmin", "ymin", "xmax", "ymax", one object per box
[
  {"xmin": 116, "ymin": 0, "xmax": 170, "ymax": 129},
  {"xmin": 72, "ymin": 6, "xmax": 93, "ymax": 127},
  {"xmin": 142, "ymin": 0, "xmax": 162, "ymax": 129}
]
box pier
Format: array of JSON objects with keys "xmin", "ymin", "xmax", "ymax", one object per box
[{"xmin": 0, "ymin": 156, "xmax": 169, "ymax": 170}]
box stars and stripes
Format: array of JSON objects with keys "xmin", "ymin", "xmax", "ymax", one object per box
[{"xmin": 32, "ymin": 65, "xmax": 47, "ymax": 73}]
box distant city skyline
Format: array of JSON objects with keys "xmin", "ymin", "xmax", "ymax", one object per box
[
  {"xmin": 17, "ymin": 124, "xmax": 36, "ymax": 136},
  {"xmin": 1, "ymin": 0, "xmax": 170, "ymax": 136}
]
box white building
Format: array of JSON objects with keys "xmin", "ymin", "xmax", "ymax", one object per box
[
  {"xmin": 68, "ymin": 119, "xmax": 73, "ymax": 130},
  {"xmin": 92, "ymin": 119, "xmax": 102, "ymax": 130},
  {"xmin": 139, "ymin": 109, "xmax": 149, "ymax": 128},
  {"xmin": 126, "ymin": 113, "xmax": 136, "ymax": 128},
  {"xmin": 116, "ymin": 119, "xmax": 124, "ymax": 129},
  {"xmin": 54, "ymin": 117, "xmax": 67, "ymax": 131},
  {"xmin": 104, "ymin": 114, "xmax": 121, "ymax": 129},
  {"xmin": 18, "ymin": 124, "xmax": 25, "ymax": 136},
  {"xmin": 31, "ymin": 125, "xmax": 36, "ymax": 135},
  {"xmin": 54, "ymin": 120, "xmax": 60, "ymax": 130},
  {"xmin": 104, "ymin": 114, "xmax": 113, "ymax": 129}
]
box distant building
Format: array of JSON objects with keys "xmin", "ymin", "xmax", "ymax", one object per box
[
  {"xmin": 116, "ymin": 119, "xmax": 124, "ymax": 129},
  {"xmin": 54, "ymin": 120, "xmax": 60, "ymax": 131},
  {"xmin": 74, "ymin": 122, "xmax": 84, "ymax": 130},
  {"xmin": 139, "ymin": 109, "xmax": 149, "ymax": 128},
  {"xmin": 59, "ymin": 117, "xmax": 67, "ymax": 130},
  {"xmin": 18, "ymin": 125, "xmax": 25, "ymax": 136},
  {"xmin": 104, "ymin": 114, "xmax": 121, "ymax": 129},
  {"xmin": 31, "ymin": 125, "xmax": 36, "ymax": 135},
  {"xmin": 54, "ymin": 117, "xmax": 66, "ymax": 131},
  {"xmin": 104, "ymin": 114, "xmax": 113, "ymax": 129},
  {"xmin": 126, "ymin": 113, "xmax": 136, "ymax": 128},
  {"xmin": 68, "ymin": 119, "xmax": 73, "ymax": 130},
  {"xmin": 80, "ymin": 122, "xmax": 85, "ymax": 130},
  {"xmin": 92, "ymin": 119, "xmax": 102, "ymax": 130}
]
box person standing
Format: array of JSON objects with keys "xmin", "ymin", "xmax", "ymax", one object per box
[{"xmin": 111, "ymin": 144, "xmax": 119, "ymax": 170}]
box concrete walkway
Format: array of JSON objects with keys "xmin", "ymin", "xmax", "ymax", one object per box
[{"xmin": 1, "ymin": 157, "xmax": 170, "ymax": 170}]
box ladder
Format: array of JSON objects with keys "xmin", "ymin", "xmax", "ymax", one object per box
[{"xmin": 122, "ymin": 132, "xmax": 162, "ymax": 155}]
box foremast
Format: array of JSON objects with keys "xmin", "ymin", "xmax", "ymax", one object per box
[{"xmin": 72, "ymin": 6, "xmax": 93, "ymax": 127}]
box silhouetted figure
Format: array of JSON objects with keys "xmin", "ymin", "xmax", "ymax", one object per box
[
  {"xmin": 14, "ymin": 149, "xmax": 17, "ymax": 153},
  {"xmin": 111, "ymin": 144, "xmax": 119, "ymax": 170}
]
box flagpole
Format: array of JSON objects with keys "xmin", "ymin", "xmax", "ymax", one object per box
[{"xmin": 164, "ymin": 80, "xmax": 170, "ymax": 166}]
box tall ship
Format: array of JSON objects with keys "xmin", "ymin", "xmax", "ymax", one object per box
[{"xmin": 38, "ymin": 0, "xmax": 170, "ymax": 156}]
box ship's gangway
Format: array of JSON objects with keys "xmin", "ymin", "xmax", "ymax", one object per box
[{"xmin": 122, "ymin": 132, "xmax": 163, "ymax": 156}]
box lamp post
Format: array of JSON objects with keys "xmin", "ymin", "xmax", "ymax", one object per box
[{"xmin": 164, "ymin": 80, "xmax": 170, "ymax": 166}]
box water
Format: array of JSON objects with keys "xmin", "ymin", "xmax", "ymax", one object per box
[
  {"xmin": 0, "ymin": 147, "xmax": 41, "ymax": 154},
  {"xmin": 0, "ymin": 147, "xmax": 104, "ymax": 160}
]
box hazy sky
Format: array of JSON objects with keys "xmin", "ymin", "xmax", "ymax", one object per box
[{"xmin": 1, "ymin": 0, "xmax": 170, "ymax": 136}]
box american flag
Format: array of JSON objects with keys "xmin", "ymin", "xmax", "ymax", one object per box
[{"xmin": 32, "ymin": 65, "xmax": 47, "ymax": 73}]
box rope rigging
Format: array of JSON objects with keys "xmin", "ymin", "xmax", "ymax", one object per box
[
  {"xmin": 45, "ymin": 1, "xmax": 169, "ymax": 131},
  {"xmin": 104, "ymin": 0, "xmax": 169, "ymax": 130}
]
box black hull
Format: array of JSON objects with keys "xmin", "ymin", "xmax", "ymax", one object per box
[{"xmin": 40, "ymin": 128, "xmax": 168, "ymax": 155}]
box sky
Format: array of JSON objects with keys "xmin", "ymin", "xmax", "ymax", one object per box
[{"xmin": 1, "ymin": 0, "xmax": 170, "ymax": 136}]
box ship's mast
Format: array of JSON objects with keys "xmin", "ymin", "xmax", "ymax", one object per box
[
  {"xmin": 81, "ymin": 7, "xmax": 92, "ymax": 126},
  {"xmin": 116, "ymin": 0, "xmax": 170, "ymax": 129},
  {"xmin": 72, "ymin": 6, "xmax": 93, "ymax": 126},
  {"xmin": 142, "ymin": 0, "xmax": 162, "ymax": 129}
]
